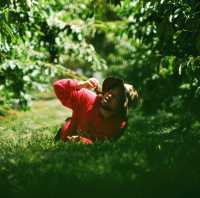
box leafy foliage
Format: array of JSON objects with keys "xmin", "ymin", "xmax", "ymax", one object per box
[
  {"xmin": 0, "ymin": 0, "xmax": 106, "ymax": 109},
  {"xmin": 117, "ymin": 0, "xmax": 200, "ymax": 116},
  {"xmin": 99, "ymin": 0, "xmax": 200, "ymax": 129}
]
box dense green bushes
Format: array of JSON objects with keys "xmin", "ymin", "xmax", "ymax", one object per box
[
  {"xmin": 1, "ymin": 0, "xmax": 200, "ymax": 116},
  {"xmin": 106, "ymin": 0, "xmax": 200, "ymax": 117},
  {"xmin": 0, "ymin": 0, "xmax": 106, "ymax": 110}
]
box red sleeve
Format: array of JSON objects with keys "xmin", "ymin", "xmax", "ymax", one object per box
[{"xmin": 53, "ymin": 79, "xmax": 80, "ymax": 110}]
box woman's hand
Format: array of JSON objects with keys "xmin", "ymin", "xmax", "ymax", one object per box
[{"xmin": 77, "ymin": 78, "xmax": 100, "ymax": 91}]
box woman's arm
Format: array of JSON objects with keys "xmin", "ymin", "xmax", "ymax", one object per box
[{"xmin": 53, "ymin": 78, "xmax": 99, "ymax": 110}]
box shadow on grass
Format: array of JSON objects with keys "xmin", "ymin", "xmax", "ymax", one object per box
[{"xmin": 0, "ymin": 110, "xmax": 200, "ymax": 198}]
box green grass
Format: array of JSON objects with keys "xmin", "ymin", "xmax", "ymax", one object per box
[{"xmin": 0, "ymin": 99, "xmax": 200, "ymax": 198}]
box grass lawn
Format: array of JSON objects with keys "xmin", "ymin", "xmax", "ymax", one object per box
[{"xmin": 0, "ymin": 98, "xmax": 200, "ymax": 198}]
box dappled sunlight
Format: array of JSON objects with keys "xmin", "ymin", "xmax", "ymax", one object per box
[{"xmin": 0, "ymin": 0, "xmax": 200, "ymax": 197}]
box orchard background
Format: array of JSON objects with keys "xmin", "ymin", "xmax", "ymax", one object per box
[{"xmin": 0, "ymin": 0, "xmax": 200, "ymax": 197}]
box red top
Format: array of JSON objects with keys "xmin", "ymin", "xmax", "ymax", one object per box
[{"xmin": 53, "ymin": 79, "xmax": 126, "ymax": 142}]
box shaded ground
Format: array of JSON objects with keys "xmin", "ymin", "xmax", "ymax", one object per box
[{"xmin": 0, "ymin": 98, "xmax": 200, "ymax": 198}]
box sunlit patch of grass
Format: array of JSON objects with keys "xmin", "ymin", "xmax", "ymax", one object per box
[{"xmin": 0, "ymin": 99, "xmax": 70, "ymax": 136}]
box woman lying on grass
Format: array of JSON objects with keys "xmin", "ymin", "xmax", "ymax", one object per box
[{"xmin": 53, "ymin": 76, "xmax": 139, "ymax": 144}]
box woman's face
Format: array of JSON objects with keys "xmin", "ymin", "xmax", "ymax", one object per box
[{"xmin": 101, "ymin": 86, "xmax": 123, "ymax": 113}]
